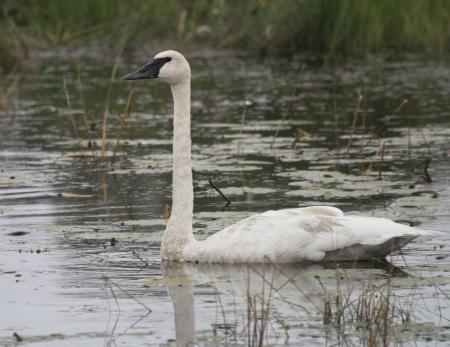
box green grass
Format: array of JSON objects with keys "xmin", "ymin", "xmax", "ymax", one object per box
[{"xmin": 0, "ymin": 0, "xmax": 449, "ymax": 67}]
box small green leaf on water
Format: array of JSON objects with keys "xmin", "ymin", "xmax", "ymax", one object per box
[
  {"xmin": 324, "ymin": 181, "xmax": 340, "ymax": 188},
  {"xmin": 298, "ymin": 128, "xmax": 311, "ymax": 138},
  {"xmin": 163, "ymin": 201, "xmax": 172, "ymax": 219},
  {"xmin": 323, "ymin": 191, "xmax": 333, "ymax": 200}
]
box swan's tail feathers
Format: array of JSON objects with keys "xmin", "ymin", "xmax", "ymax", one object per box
[
  {"xmin": 387, "ymin": 235, "xmax": 419, "ymax": 253},
  {"xmin": 413, "ymin": 228, "xmax": 444, "ymax": 239},
  {"xmin": 323, "ymin": 235, "xmax": 418, "ymax": 262}
]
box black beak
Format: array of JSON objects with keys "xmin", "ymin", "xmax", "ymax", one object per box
[{"xmin": 122, "ymin": 57, "xmax": 171, "ymax": 80}]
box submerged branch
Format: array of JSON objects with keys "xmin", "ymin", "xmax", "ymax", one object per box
[{"xmin": 209, "ymin": 179, "xmax": 231, "ymax": 209}]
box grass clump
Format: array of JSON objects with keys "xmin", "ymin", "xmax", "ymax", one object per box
[
  {"xmin": 0, "ymin": 0, "xmax": 449, "ymax": 66},
  {"xmin": 320, "ymin": 273, "xmax": 414, "ymax": 347}
]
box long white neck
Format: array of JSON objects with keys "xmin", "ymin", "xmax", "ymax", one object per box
[{"xmin": 161, "ymin": 80, "xmax": 195, "ymax": 260}]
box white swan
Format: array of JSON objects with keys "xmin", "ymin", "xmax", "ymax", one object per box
[{"xmin": 123, "ymin": 50, "xmax": 439, "ymax": 263}]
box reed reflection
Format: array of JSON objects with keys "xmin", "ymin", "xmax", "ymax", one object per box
[{"xmin": 162, "ymin": 260, "xmax": 404, "ymax": 346}]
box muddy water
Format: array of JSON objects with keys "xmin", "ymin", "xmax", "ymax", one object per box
[{"xmin": 1, "ymin": 52, "xmax": 450, "ymax": 346}]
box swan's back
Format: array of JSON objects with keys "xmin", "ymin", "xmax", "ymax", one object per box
[{"xmin": 183, "ymin": 206, "xmax": 438, "ymax": 263}]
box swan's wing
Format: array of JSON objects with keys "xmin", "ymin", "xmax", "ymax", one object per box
[
  {"xmin": 185, "ymin": 206, "xmax": 439, "ymax": 263},
  {"xmin": 308, "ymin": 213, "xmax": 439, "ymax": 261}
]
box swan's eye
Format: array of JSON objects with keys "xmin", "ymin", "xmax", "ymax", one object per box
[{"xmin": 157, "ymin": 57, "xmax": 171, "ymax": 63}]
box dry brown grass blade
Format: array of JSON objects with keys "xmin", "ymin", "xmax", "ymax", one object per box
[
  {"xmin": 0, "ymin": 19, "xmax": 27, "ymax": 114},
  {"xmin": 378, "ymin": 140, "xmax": 386, "ymax": 179},
  {"xmin": 402, "ymin": 99, "xmax": 412, "ymax": 169},
  {"xmin": 76, "ymin": 69, "xmax": 97, "ymax": 159},
  {"xmin": 62, "ymin": 77, "xmax": 84, "ymax": 152},
  {"xmin": 97, "ymin": 170, "xmax": 107, "ymax": 204},
  {"xmin": 112, "ymin": 88, "xmax": 134, "ymax": 164},
  {"xmin": 0, "ymin": 65, "xmax": 24, "ymax": 113},
  {"xmin": 236, "ymin": 97, "xmax": 247, "ymax": 157},
  {"xmin": 100, "ymin": 35, "xmax": 127, "ymax": 166},
  {"xmin": 329, "ymin": 98, "xmax": 341, "ymax": 152},
  {"xmin": 271, "ymin": 65, "xmax": 304, "ymax": 149},
  {"xmin": 345, "ymin": 89, "xmax": 364, "ymax": 154}
]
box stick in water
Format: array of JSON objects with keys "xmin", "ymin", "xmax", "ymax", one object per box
[{"xmin": 208, "ymin": 179, "xmax": 231, "ymax": 208}]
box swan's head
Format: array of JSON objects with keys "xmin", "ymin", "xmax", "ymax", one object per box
[{"xmin": 122, "ymin": 50, "xmax": 190, "ymax": 85}]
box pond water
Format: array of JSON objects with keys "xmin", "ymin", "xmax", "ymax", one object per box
[{"xmin": 1, "ymin": 51, "xmax": 450, "ymax": 346}]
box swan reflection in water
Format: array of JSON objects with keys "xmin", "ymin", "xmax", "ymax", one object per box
[{"xmin": 162, "ymin": 260, "xmax": 405, "ymax": 346}]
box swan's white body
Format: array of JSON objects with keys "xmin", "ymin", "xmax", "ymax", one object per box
[
  {"xmin": 124, "ymin": 50, "xmax": 439, "ymax": 263},
  {"xmin": 183, "ymin": 206, "xmax": 437, "ymax": 263}
]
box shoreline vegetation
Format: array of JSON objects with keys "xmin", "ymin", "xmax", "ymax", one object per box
[{"xmin": 1, "ymin": 0, "xmax": 450, "ymax": 68}]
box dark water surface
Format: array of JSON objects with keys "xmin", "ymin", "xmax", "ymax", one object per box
[{"xmin": 1, "ymin": 52, "xmax": 450, "ymax": 346}]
